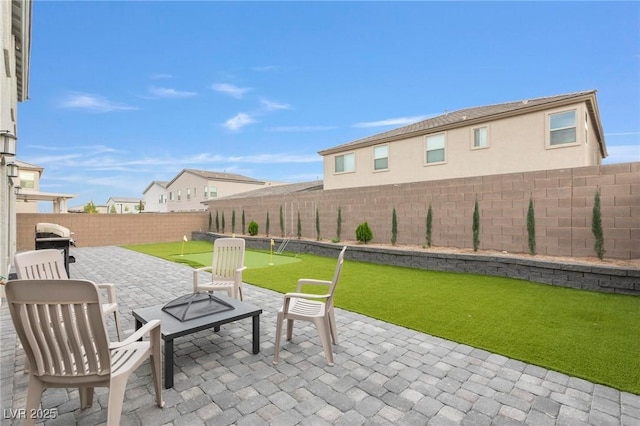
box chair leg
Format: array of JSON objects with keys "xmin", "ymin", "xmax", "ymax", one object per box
[
  {"xmin": 113, "ymin": 311, "xmax": 123, "ymax": 341},
  {"xmin": 107, "ymin": 376, "xmax": 128, "ymax": 425},
  {"xmin": 79, "ymin": 387, "xmax": 94, "ymax": 409},
  {"xmin": 314, "ymin": 316, "xmax": 334, "ymax": 366},
  {"xmin": 24, "ymin": 376, "xmax": 45, "ymax": 426},
  {"xmin": 237, "ymin": 283, "xmax": 244, "ymax": 301},
  {"xmin": 150, "ymin": 327, "xmax": 165, "ymax": 408},
  {"xmin": 328, "ymin": 308, "xmax": 338, "ymax": 345},
  {"xmin": 273, "ymin": 312, "xmax": 284, "ymax": 365},
  {"xmin": 286, "ymin": 319, "xmax": 294, "ymax": 341}
]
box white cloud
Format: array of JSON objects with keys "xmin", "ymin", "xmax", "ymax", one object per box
[
  {"xmin": 252, "ymin": 65, "xmax": 278, "ymax": 72},
  {"xmin": 260, "ymin": 98, "xmax": 290, "ymax": 111},
  {"xmin": 605, "ymin": 132, "xmax": 640, "ymax": 136},
  {"xmin": 148, "ymin": 86, "xmax": 197, "ymax": 98},
  {"xmin": 266, "ymin": 125, "xmax": 337, "ymax": 132},
  {"xmin": 353, "ymin": 115, "xmax": 431, "ymax": 128},
  {"xmin": 224, "ymin": 113, "xmax": 256, "ymax": 131},
  {"xmin": 211, "ymin": 83, "xmax": 252, "ymax": 99},
  {"xmin": 59, "ymin": 93, "xmax": 138, "ymax": 112},
  {"xmin": 150, "ymin": 73, "xmax": 173, "ymax": 79}
]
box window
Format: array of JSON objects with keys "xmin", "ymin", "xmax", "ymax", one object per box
[
  {"xmin": 169, "ymin": 192, "xmax": 174, "ymax": 201},
  {"xmin": 187, "ymin": 188, "xmax": 191, "ymax": 200},
  {"xmin": 335, "ymin": 153, "xmax": 355, "ymax": 173},
  {"xmin": 177, "ymin": 190, "xmax": 181, "ymax": 201},
  {"xmin": 425, "ymin": 134, "xmax": 445, "ymax": 164},
  {"xmin": 473, "ymin": 127, "xmax": 488, "ymax": 148},
  {"xmin": 549, "ymin": 110, "xmax": 576, "ymax": 145},
  {"xmin": 19, "ymin": 171, "xmax": 35, "ymax": 189},
  {"xmin": 210, "ymin": 186, "xmax": 218, "ymax": 198},
  {"xmin": 193, "ymin": 187, "xmax": 197, "ymax": 197},
  {"xmin": 373, "ymin": 145, "xmax": 388, "ymax": 171},
  {"xmin": 204, "ymin": 186, "xmax": 208, "ymax": 198},
  {"xmin": 158, "ymin": 194, "xmax": 166, "ymax": 204}
]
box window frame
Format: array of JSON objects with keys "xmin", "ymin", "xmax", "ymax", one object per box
[
  {"xmin": 472, "ymin": 126, "xmax": 489, "ymax": 150},
  {"xmin": 334, "ymin": 152, "xmax": 356, "ymax": 174},
  {"xmin": 373, "ymin": 144, "xmax": 389, "ymax": 171},
  {"xmin": 424, "ymin": 133, "xmax": 446, "ymax": 165},
  {"xmin": 547, "ymin": 109, "xmax": 579, "ymax": 148}
]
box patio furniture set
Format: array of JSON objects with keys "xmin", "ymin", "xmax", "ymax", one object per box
[{"xmin": 4, "ymin": 238, "xmax": 347, "ymax": 424}]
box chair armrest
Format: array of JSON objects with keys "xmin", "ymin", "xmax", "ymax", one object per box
[
  {"xmin": 193, "ymin": 266, "xmax": 213, "ymax": 287},
  {"xmin": 110, "ymin": 319, "xmax": 160, "ymax": 349},
  {"xmin": 284, "ymin": 292, "xmax": 331, "ymax": 300},
  {"xmin": 96, "ymin": 282, "xmax": 117, "ymax": 304},
  {"xmin": 296, "ymin": 279, "xmax": 331, "ymax": 292}
]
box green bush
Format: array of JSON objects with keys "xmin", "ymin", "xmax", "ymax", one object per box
[
  {"xmin": 391, "ymin": 208, "xmax": 398, "ymax": 245},
  {"xmin": 426, "ymin": 203, "xmax": 433, "ymax": 247},
  {"xmin": 527, "ymin": 197, "xmax": 536, "ymax": 255},
  {"xmin": 592, "ymin": 189, "xmax": 605, "ymax": 259},
  {"xmin": 356, "ymin": 221, "xmax": 373, "ymax": 244},
  {"xmin": 315, "ymin": 208, "xmax": 320, "ymax": 241},
  {"xmin": 248, "ymin": 220, "xmax": 259, "ymax": 236},
  {"xmin": 472, "ymin": 198, "xmax": 480, "ymax": 252},
  {"xmin": 266, "ymin": 211, "xmax": 270, "ymax": 237},
  {"xmin": 297, "ymin": 211, "xmax": 301, "ymax": 239},
  {"xmin": 336, "ymin": 207, "xmax": 342, "ymax": 241},
  {"xmin": 279, "ymin": 205, "xmax": 284, "ymax": 237}
]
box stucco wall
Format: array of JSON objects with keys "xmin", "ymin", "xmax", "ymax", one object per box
[{"xmin": 208, "ymin": 162, "xmax": 639, "ymax": 260}]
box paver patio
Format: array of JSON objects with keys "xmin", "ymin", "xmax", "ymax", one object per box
[{"xmin": 1, "ymin": 246, "xmax": 638, "ymax": 425}]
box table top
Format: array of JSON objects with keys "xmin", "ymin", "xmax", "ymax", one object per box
[{"xmin": 133, "ymin": 293, "xmax": 262, "ymax": 339}]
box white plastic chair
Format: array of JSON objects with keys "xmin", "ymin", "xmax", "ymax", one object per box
[
  {"xmin": 193, "ymin": 238, "xmax": 247, "ymax": 300},
  {"xmin": 273, "ymin": 246, "xmax": 346, "ymax": 366},
  {"xmin": 4, "ymin": 279, "xmax": 163, "ymax": 425},
  {"xmin": 14, "ymin": 249, "xmax": 123, "ymax": 340}
]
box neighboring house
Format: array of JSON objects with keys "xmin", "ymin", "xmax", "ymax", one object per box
[
  {"xmin": 1, "ymin": 0, "xmax": 32, "ymax": 280},
  {"xmin": 13, "ymin": 160, "xmax": 76, "ymax": 214},
  {"xmin": 166, "ymin": 169, "xmax": 285, "ymax": 212},
  {"xmin": 318, "ymin": 90, "xmax": 607, "ymax": 190},
  {"xmin": 106, "ymin": 197, "xmax": 144, "ymax": 214},
  {"xmin": 142, "ymin": 180, "xmax": 169, "ymax": 212}
]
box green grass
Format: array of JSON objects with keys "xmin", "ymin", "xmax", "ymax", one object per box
[{"xmin": 124, "ymin": 241, "xmax": 640, "ymax": 394}]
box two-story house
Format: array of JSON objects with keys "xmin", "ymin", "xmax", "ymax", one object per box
[
  {"xmin": 318, "ymin": 90, "xmax": 607, "ymax": 190},
  {"xmin": 14, "ymin": 160, "xmax": 76, "ymax": 213},
  {"xmin": 142, "ymin": 181, "xmax": 169, "ymax": 212},
  {"xmin": 166, "ymin": 169, "xmax": 285, "ymax": 212}
]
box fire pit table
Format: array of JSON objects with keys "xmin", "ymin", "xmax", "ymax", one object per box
[{"xmin": 132, "ymin": 293, "xmax": 262, "ymax": 388}]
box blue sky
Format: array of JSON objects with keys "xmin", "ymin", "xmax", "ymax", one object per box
[{"xmin": 18, "ymin": 1, "xmax": 640, "ymax": 211}]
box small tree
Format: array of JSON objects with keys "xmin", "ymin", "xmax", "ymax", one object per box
[
  {"xmin": 208, "ymin": 211, "xmax": 212, "ymax": 231},
  {"xmin": 242, "ymin": 210, "xmax": 246, "ymax": 234},
  {"xmin": 315, "ymin": 208, "xmax": 320, "ymax": 240},
  {"xmin": 426, "ymin": 203, "xmax": 433, "ymax": 247},
  {"xmin": 297, "ymin": 210, "xmax": 302, "ymax": 239},
  {"xmin": 109, "ymin": 205, "xmax": 116, "ymax": 214},
  {"xmin": 356, "ymin": 221, "xmax": 373, "ymax": 244},
  {"xmin": 221, "ymin": 212, "xmax": 226, "ymax": 234},
  {"xmin": 248, "ymin": 220, "xmax": 259, "ymax": 236},
  {"xmin": 472, "ymin": 198, "xmax": 480, "ymax": 252},
  {"xmin": 336, "ymin": 207, "xmax": 342, "ymax": 241},
  {"xmin": 527, "ymin": 197, "xmax": 536, "ymax": 255},
  {"xmin": 391, "ymin": 208, "xmax": 398, "ymax": 246},
  {"xmin": 84, "ymin": 200, "xmax": 98, "ymax": 214},
  {"xmin": 135, "ymin": 200, "xmax": 145, "ymax": 213},
  {"xmin": 215, "ymin": 210, "xmax": 220, "ymax": 233},
  {"xmin": 592, "ymin": 189, "xmax": 605, "ymax": 259},
  {"xmin": 266, "ymin": 211, "xmax": 270, "ymax": 237},
  {"xmin": 231, "ymin": 209, "xmax": 236, "ymax": 234},
  {"xmin": 279, "ymin": 205, "xmax": 284, "ymax": 237}
]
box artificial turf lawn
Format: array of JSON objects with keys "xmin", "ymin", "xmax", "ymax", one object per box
[{"xmin": 124, "ymin": 241, "xmax": 640, "ymax": 394}]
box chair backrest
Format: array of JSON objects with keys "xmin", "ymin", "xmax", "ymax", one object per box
[
  {"xmin": 327, "ymin": 246, "xmax": 347, "ymax": 306},
  {"xmin": 5, "ymin": 279, "xmax": 111, "ymax": 379},
  {"xmin": 211, "ymin": 238, "xmax": 245, "ymax": 279},
  {"xmin": 14, "ymin": 249, "xmax": 69, "ymax": 280}
]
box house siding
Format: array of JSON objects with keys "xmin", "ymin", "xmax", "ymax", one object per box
[{"xmin": 323, "ymin": 102, "xmax": 601, "ymax": 191}]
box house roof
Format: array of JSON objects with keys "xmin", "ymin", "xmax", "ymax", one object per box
[
  {"xmin": 167, "ymin": 169, "xmax": 265, "ymax": 188},
  {"xmin": 318, "ymin": 90, "xmax": 607, "ymax": 158},
  {"xmin": 208, "ymin": 180, "xmax": 323, "ymax": 201},
  {"xmin": 142, "ymin": 180, "xmax": 169, "ymax": 194},
  {"xmin": 107, "ymin": 197, "xmax": 143, "ymax": 204},
  {"xmin": 15, "ymin": 159, "xmax": 42, "ymax": 171},
  {"xmin": 11, "ymin": 0, "xmax": 32, "ymax": 102}
]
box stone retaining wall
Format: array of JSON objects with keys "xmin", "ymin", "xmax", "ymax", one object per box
[{"xmin": 194, "ymin": 232, "xmax": 640, "ymax": 295}]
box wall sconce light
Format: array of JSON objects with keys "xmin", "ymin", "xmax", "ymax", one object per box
[
  {"xmin": 14, "ymin": 186, "xmax": 22, "ymax": 195},
  {"xmin": 6, "ymin": 162, "xmax": 19, "ymax": 178},
  {"xmin": 1, "ymin": 131, "xmax": 17, "ymax": 156}
]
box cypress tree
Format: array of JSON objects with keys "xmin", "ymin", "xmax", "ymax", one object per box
[
  {"xmin": 472, "ymin": 198, "xmax": 480, "ymax": 252},
  {"xmin": 316, "ymin": 208, "xmax": 320, "ymax": 240},
  {"xmin": 297, "ymin": 211, "xmax": 302, "ymax": 239},
  {"xmin": 242, "ymin": 210, "xmax": 246, "ymax": 234},
  {"xmin": 208, "ymin": 211, "xmax": 212, "ymax": 231},
  {"xmin": 215, "ymin": 210, "xmax": 220, "ymax": 233},
  {"xmin": 426, "ymin": 203, "xmax": 433, "ymax": 247},
  {"xmin": 337, "ymin": 207, "xmax": 342, "ymax": 241},
  {"xmin": 221, "ymin": 212, "xmax": 225, "ymax": 234},
  {"xmin": 279, "ymin": 205, "xmax": 284, "ymax": 237},
  {"xmin": 266, "ymin": 211, "xmax": 270, "ymax": 237},
  {"xmin": 527, "ymin": 197, "xmax": 536, "ymax": 255},
  {"xmin": 391, "ymin": 208, "xmax": 398, "ymax": 245},
  {"xmin": 592, "ymin": 189, "xmax": 605, "ymax": 259},
  {"xmin": 231, "ymin": 209, "xmax": 236, "ymax": 234}
]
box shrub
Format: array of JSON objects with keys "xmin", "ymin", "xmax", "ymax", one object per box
[
  {"xmin": 472, "ymin": 198, "xmax": 480, "ymax": 252},
  {"xmin": 215, "ymin": 210, "xmax": 220, "ymax": 233},
  {"xmin": 208, "ymin": 211, "xmax": 212, "ymax": 231},
  {"xmin": 592, "ymin": 189, "xmax": 605, "ymax": 259},
  {"xmin": 316, "ymin": 208, "xmax": 320, "ymax": 241},
  {"xmin": 266, "ymin": 211, "xmax": 270, "ymax": 237},
  {"xmin": 279, "ymin": 205, "xmax": 284, "ymax": 237},
  {"xmin": 426, "ymin": 203, "xmax": 433, "ymax": 247},
  {"xmin": 231, "ymin": 209, "xmax": 236, "ymax": 234},
  {"xmin": 248, "ymin": 220, "xmax": 259, "ymax": 236},
  {"xmin": 336, "ymin": 207, "xmax": 342, "ymax": 241},
  {"xmin": 297, "ymin": 211, "xmax": 301, "ymax": 239},
  {"xmin": 356, "ymin": 222, "xmax": 373, "ymax": 244},
  {"xmin": 391, "ymin": 208, "xmax": 398, "ymax": 245},
  {"xmin": 221, "ymin": 212, "xmax": 225, "ymax": 234},
  {"xmin": 242, "ymin": 210, "xmax": 246, "ymax": 234},
  {"xmin": 527, "ymin": 197, "xmax": 536, "ymax": 255}
]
